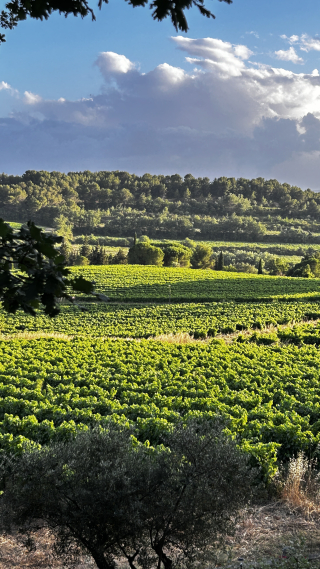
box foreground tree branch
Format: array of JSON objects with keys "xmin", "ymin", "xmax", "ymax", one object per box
[
  {"xmin": 0, "ymin": 0, "xmax": 233, "ymax": 43},
  {"xmin": 0, "ymin": 219, "xmax": 98, "ymax": 316}
]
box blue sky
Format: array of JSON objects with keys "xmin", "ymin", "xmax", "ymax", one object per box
[{"xmin": 2, "ymin": 0, "xmax": 320, "ymax": 188}]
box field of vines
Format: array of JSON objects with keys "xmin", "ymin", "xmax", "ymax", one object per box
[
  {"xmin": 2, "ymin": 336, "xmax": 320, "ymax": 476},
  {"xmin": 70, "ymin": 266, "xmax": 320, "ymax": 302},
  {"xmin": 2, "ymin": 264, "xmax": 320, "ymax": 476},
  {"xmin": 1, "ymin": 300, "xmax": 320, "ymax": 338}
]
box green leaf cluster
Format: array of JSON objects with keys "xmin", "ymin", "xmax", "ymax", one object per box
[{"xmin": 0, "ymin": 219, "xmax": 95, "ymax": 316}]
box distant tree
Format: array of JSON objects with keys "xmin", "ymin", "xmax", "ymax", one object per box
[
  {"xmin": 183, "ymin": 237, "xmax": 196, "ymax": 249},
  {"xmin": 163, "ymin": 244, "xmax": 191, "ymax": 267},
  {"xmin": 287, "ymin": 255, "xmax": 320, "ymax": 278},
  {"xmin": 138, "ymin": 235, "xmax": 150, "ymax": 243},
  {"xmin": 182, "ymin": 188, "xmax": 191, "ymax": 201},
  {"xmin": 0, "ymin": 420, "xmax": 257, "ymax": 569},
  {"xmin": 111, "ymin": 248, "xmax": 128, "ymax": 265},
  {"xmin": 128, "ymin": 242, "xmax": 164, "ymax": 266},
  {"xmin": 59, "ymin": 238, "xmax": 72, "ymax": 265},
  {"xmin": 265, "ymin": 257, "xmax": 290, "ymax": 276},
  {"xmin": 190, "ymin": 244, "xmax": 213, "ymax": 269},
  {"xmin": 89, "ymin": 245, "xmax": 108, "ymax": 265},
  {"xmin": 0, "ymin": 0, "xmax": 233, "ymax": 45},
  {"xmin": 74, "ymin": 209, "xmax": 102, "ymax": 235},
  {"xmin": 217, "ymin": 251, "xmax": 224, "ymax": 271},
  {"xmin": 80, "ymin": 236, "xmax": 91, "ymax": 258},
  {"xmin": 89, "ymin": 245, "xmax": 101, "ymax": 265},
  {"xmin": 258, "ymin": 258, "xmax": 263, "ymax": 275},
  {"xmin": 69, "ymin": 249, "xmax": 81, "ymax": 266},
  {"xmin": 0, "ymin": 219, "xmax": 95, "ymax": 315},
  {"xmin": 53, "ymin": 214, "xmax": 73, "ymax": 242},
  {"xmin": 134, "ymin": 232, "xmax": 137, "ymax": 246},
  {"xmin": 301, "ymin": 263, "xmax": 314, "ymax": 278}
]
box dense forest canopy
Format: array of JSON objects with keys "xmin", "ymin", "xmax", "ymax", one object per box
[{"xmin": 1, "ymin": 170, "xmax": 320, "ymax": 243}]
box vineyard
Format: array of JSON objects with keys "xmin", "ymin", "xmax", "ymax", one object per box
[
  {"xmin": 2, "ymin": 336, "xmax": 320, "ymax": 476},
  {"xmin": 2, "ymin": 264, "xmax": 320, "ymax": 476},
  {"xmin": 71, "ymin": 265, "xmax": 320, "ymax": 302},
  {"xmin": 2, "ymin": 300, "xmax": 320, "ymax": 338}
]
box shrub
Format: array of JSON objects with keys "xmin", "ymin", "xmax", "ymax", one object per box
[
  {"xmin": 128, "ymin": 243, "xmax": 164, "ymax": 266},
  {"xmin": 255, "ymin": 333, "xmax": 278, "ymax": 345},
  {"xmin": 0, "ymin": 421, "xmax": 258, "ymax": 569},
  {"xmin": 236, "ymin": 334, "xmax": 247, "ymax": 343},
  {"xmin": 221, "ymin": 325, "xmax": 236, "ymax": 334},
  {"xmin": 193, "ymin": 330, "xmax": 207, "ymax": 339},
  {"xmin": 207, "ymin": 327, "xmax": 217, "ymax": 337},
  {"xmin": 73, "ymin": 255, "xmax": 90, "ymax": 266}
]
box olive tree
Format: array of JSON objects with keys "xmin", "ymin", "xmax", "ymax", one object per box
[
  {"xmin": 0, "ymin": 419, "xmax": 258, "ymax": 569},
  {"xmin": 141, "ymin": 419, "xmax": 258, "ymax": 569}
]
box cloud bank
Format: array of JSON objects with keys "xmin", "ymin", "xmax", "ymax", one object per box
[{"xmin": 2, "ymin": 36, "xmax": 320, "ymax": 188}]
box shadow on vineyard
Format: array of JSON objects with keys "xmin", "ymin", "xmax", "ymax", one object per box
[
  {"xmin": 70, "ymin": 267, "xmax": 320, "ymax": 303},
  {"xmin": 104, "ymin": 277, "xmax": 320, "ymax": 303}
]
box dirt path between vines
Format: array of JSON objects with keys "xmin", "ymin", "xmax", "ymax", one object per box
[{"xmin": 0, "ymin": 317, "xmax": 319, "ymax": 345}]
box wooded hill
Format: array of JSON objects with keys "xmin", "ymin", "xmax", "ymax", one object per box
[{"xmin": 1, "ymin": 170, "xmax": 320, "ymax": 242}]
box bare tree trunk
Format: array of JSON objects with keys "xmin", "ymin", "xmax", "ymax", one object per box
[
  {"xmin": 90, "ymin": 549, "xmax": 113, "ymax": 569},
  {"xmin": 154, "ymin": 544, "xmax": 173, "ymax": 569}
]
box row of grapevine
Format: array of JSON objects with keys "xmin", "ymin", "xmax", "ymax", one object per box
[
  {"xmin": 2, "ymin": 337, "xmax": 320, "ymax": 475},
  {"xmin": 244, "ymin": 320, "xmax": 320, "ymax": 346},
  {"xmin": 1, "ymin": 300, "xmax": 320, "ymax": 338},
  {"xmin": 70, "ymin": 265, "xmax": 320, "ymax": 302}
]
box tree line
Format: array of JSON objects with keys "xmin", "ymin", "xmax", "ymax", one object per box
[
  {"xmin": 65, "ymin": 235, "xmax": 303, "ymax": 276},
  {"xmin": 2, "ymin": 170, "xmax": 320, "ymax": 242}
]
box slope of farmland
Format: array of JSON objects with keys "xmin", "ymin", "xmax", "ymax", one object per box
[{"xmin": 70, "ymin": 265, "xmax": 320, "ymax": 302}]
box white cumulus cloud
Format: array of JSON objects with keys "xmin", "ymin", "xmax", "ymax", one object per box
[
  {"xmin": 2, "ymin": 36, "xmax": 320, "ymax": 188},
  {"xmin": 300, "ymin": 34, "xmax": 320, "ymax": 52},
  {"xmin": 274, "ymin": 46, "xmax": 304, "ymax": 64},
  {"xmin": 24, "ymin": 91, "xmax": 43, "ymax": 105},
  {"xmin": 280, "ymin": 33, "xmax": 320, "ymax": 53},
  {"xmin": 95, "ymin": 52, "xmax": 137, "ymax": 77}
]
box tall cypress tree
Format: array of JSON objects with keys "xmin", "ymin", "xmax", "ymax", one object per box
[
  {"xmin": 80, "ymin": 236, "xmax": 91, "ymax": 258},
  {"xmin": 60, "ymin": 239, "xmax": 71, "ymax": 264},
  {"xmin": 89, "ymin": 246, "xmax": 101, "ymax": 265},
  {"xmin": 258, "ymin": 258, "xmax": 263, "ymax": 274},
  {"xmin": 217, "ymin": 252, "xmax": 224, "ymax": 271}
]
